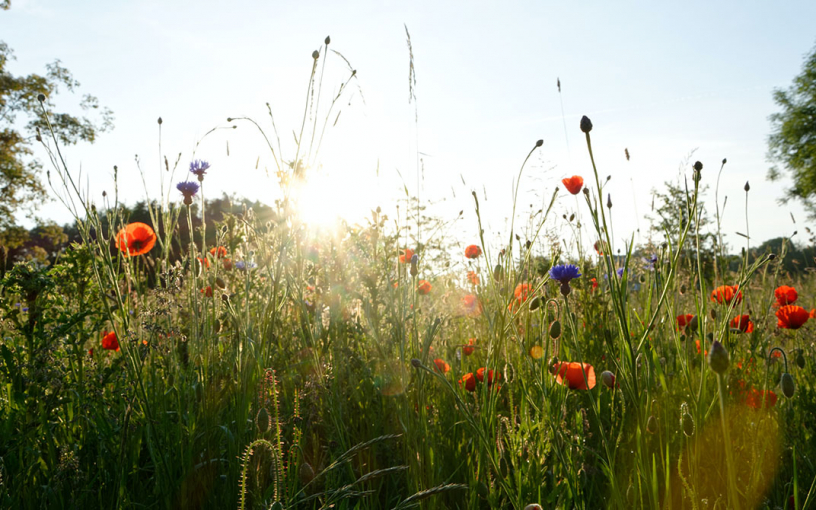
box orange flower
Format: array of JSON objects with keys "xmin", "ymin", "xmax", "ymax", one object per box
[
  {"xmin": 463, "ymin": 338, "xmax": 476, "ymax": 356},
  {"xmin": 710, "ymin": 285, "xmax": 742, "ymax": 305},
  {"xmin": 459, "ymin": 372, "xmax": 476, "ymax": 391},
  {"xmin": 737, "ymin": 380, "xmax": 777, "ymax": 409},
  {"xmin": 399, "ymin": 248, "xmax": 415, "ymax": 264},
  {"xmin": 200, "ymin": 286, "xmax": 213, "ymax": 298},
  {"xmin": 460, "ymin": 294, "xmax": 482, "ymax": 317},
  {"xmin": 514, "ymin": 283, "xmax": 532, "ymax": 303},
  {"xmin": 464, "ymin": 244, "xmax": 482, "ymax": 259},
  {"xmin": 101, "ymin": 330, "xmax": 120, "ymax": 351},
  {"xmin": 676, "ymin": 314, "xmax": 694, "ymax": 331},
  {"xmin": 695, "ymin": 339, "xmax": 707, "ymax": 356},
  {"xmin": 197, "ymin": 257, "xmax": 210, "ymax": 269},
  {"xmin": 810, "ymin": 308, "xmax": 816, "ymax": 319},
  {"xmin": 467, "ymin": 270, "xmax": 480, "ymax": 286},
  {"xmin": 593, "ymin": 241, "xmax": 605, "ymax": 256},
  {"xmin": 417, "ymin": 280, "xmax": 432, "ymax": 295},
  {"xmin": 116, "ymin": 222, "xmax": 156, "ymax": 256},
  {"xmin": 774, "ymin": 285, "xmax": 798, "ymax": 307},
  {"xmin": 476, "ymin": 367, "xmax": 502, "ymax": 386},
  {"xmin": 776, "ymin": 305, "xmax": 809, "ymax": 329},
  {"xmin": 730, "ymin": 314, "xmax": 754, "ymax": 333},
  {"xmin": 561, "ymin": 175, "xmax": 584, "ymax": 195},
  {"xmin": 209, "ymin": 246, "xmax": 228, "ymax": 258},
  {"xmin": 590, "ymin": 277, "xmax": 598, "ymax": 290},
  {"xmin": 554, "ymin": 362, "xmax": 596, "ymax": 390},
  {"xmin": 433, "ymin": 358, "xmax": 450, "ymax": 374}
]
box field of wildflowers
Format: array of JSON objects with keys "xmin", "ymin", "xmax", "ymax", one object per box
[{"xmin": 1, "ymin": 41, "xmax": 815, "ymax": 510}]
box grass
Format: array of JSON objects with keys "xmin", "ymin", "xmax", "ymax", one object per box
[{"xmin": 1, "ymin": 38, "xmax": 815, "ymax": 509}]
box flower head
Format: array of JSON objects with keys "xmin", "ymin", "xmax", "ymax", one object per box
[
  {"xmin": 210, "ymin": 246, "xmax": 228, "ymax": 258},
  {"xmin": 177, "ymin": 181, "xmax": 200, "ymax": 205},
  {"xmin": 433, "ymin": 358, "xmax": 450, "ymax": 374},
  {"xmin": 102, "ymin": 330, "xmax": 120, "ymax": 351},
  {"xmin": 399, "ymin": 248, "xmax": 414, "ymax": 264},
  {"xmin": 116, "ymin": 222, "xmax": 157, "ymax": 257},
  {"xmin": 464, "ymin": 244, "xmax": 482, "ymax": 259},
  {"xmin": 554, "ymin": 362, "xmax": 596, "ymax": 390},
  {"xmin": 676, "ymin": 314, "xmax": 694, "ymax": 331},
  {"xmin": 776, "ymin": 305, "xmax": 809, "ymax": 329},
  {"xmin": 711, "ymin": 285, "xmax": 742, "ymax": 305},
  {"xmin": 460, "ymin": 294, "xmax": 482, "ymax": 317},
  {"xmin": 459, "ymin": 372, "xmax": 476, "ymax": 391},
  {"xmin": 730, "ymin": 314, "xmax": 754, "ymax": 333},
  {"xmin": 774, "ymin": 285, "xmax": 798, "ymax": 307},
  {"xmin": 476, "ymin": 367, "xmax": 502, "ymax": 387},
  {"xmin": 644, "ymin": 254, "xmax": 658, "ymax": 270},
  {"xmin": 549, "ymin": 264, "xmax": 581, "ymax": 285},
  {"xmin": 561, "ymin": 175, "xmax": 584, "ymax": 195},
  {"xmin": 417, "ymin": 280, "xmax": 432, "ymax": 295},
  {"xmin": 189, "ymin": 159, "xmax": 211, "ymax": 181},
  {"xmin": 514, "ymin": 283, "xmax": 533, "ymax": 302},
  {"xmin": 466, "ymin": 270, "xmax": 480, "ymax": 286},
  {"xmin": 463, "ymin": 338, "xmax": 476, "ymax": 356}
]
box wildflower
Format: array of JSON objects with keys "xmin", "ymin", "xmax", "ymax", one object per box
[
  {"xmin": 774, "ymin": 285, "xmax": 798, "ymax": 307},
  {"xmin": 467, "ymin": 270, "xmax": 480, "ymax": 286},
  {"xmin": 554, "ymin": 362, "xmax": 596, "ymax": 390},
  {"xmin": 549, "ymin": 264, "xmax": 582, "ymax": 296},
  {"xmin": 210, "ymin": 246, "xmax": 228, "ymax": 258},
  {"xmin": 776, "ymin": 305, "xmax": 809, "ymax": 329},
  {"xmin": 398, "ymin": 248, "xmax": 414, "ymax": 264},
  {"xmin": 590, "ymin": 277, "xmax": 598, "ymax": 290},
  {"xmin": 644, "ymin": 254, "xmax": 658, "ymax": 270},
  {"xmin": 593, "ymin": 241, "xmax": 605, "ymax": 256},
  {"xmin": 201, "ymin": 286, "xmax": 213, "ymax": 297},
  {"xmin": 710, "ymin": 285, "xmax": 742, "ymax": 305},
  {"xmin": 707, "ymin": 340, "xmax": 729, "ymax": 374},
  {"xmin": 561, "ymin": 175, "xmax": 584, "ymax": 195},
  {"xmin": 676, "ymin": 314, "xmax": 694, "ymax": 331},
  {"xmin": 463, "ymin": 338, "xmax": 476, "ymax": 356},
  {"xmin": 433, "ymin": 358, "xmax": 450, "ymax": 374},
  {"xmin": 529, "ymin": 345, "xmax": 544, "ymax": 359},
  {"xmin": 600, "ymin": 370, "xmax": 616, "ymax": 389},
  {"xmin": 116, "ymin": 222, "xmax": 157, "ymax": 256},
  {"xmin": 810, "ymin": 308, "xmax": 816, "ymax": 319},
  {"xmin": 464, "ymin": 244, "xmax": 482, "ymax": 259},
  {"xmin": 189, "ymin": 159, "xmax": 211, "ymax": 181},
  {"xmin": 742, "ymin": 385, "xmax": 778, "ymax": 409},
  {"xmin": 695, "ymin": 339, "xmax": 707, "ymax": 356},
  {"xmin": 459, "ymin": 372, "xmax": 477, "ymax": 391},
  {"xmin": 615, "ymin": 267, "xmax": 624, "ymax": 278},
  {"xmin": 476, "ymin": 367, "xmax": 502, "ymax": 386},
  {"xmin": 101, "ymin": 330, "xmax": 120, "ymax": 351},
  {"xmin": 514, "ymin": 283, "xmax": 533, "ymax": 302},
  {"xmin": 234, "ymin": 261, "xmax": 257, "ymax": 271},
  {"xmin": 197, "ymin": 257, "xmax": 210, "ymax": 269},
  {"xmin": 177, "ymin": 181, "xmax": 200, "ymax": 205},
  {"xmin": 730, "ymin": 315, "xmax": 754, "ymax": 333},
  {"xmin": 460, "ymin": 294, "xmax": 482, "ymax": 317},
  {"xmin": 417, "ymin": 280, "xmax": 432, "ymax": 295}
]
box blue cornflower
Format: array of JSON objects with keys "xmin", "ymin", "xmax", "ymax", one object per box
[
  {"xmin": 616, "ymin": 267, "xmax": 625, "ymax": 278},
  {"xmin": 549, "ymin": 264, "xmax": 582, "ymax": 284},
  {"xmin": 177, "ymin": 181, "xmax": 200, "ymax": 205},
  {"xmin": 189, "ymin": 160, "xmax": 211, "ymax": 181},
  {"xmin": 235, "ymin": 261, "xmax": 257, "ymax": 271},
  {"xmin": 644, "ymin": 254, "xmax": 657, "ymax": 270}
]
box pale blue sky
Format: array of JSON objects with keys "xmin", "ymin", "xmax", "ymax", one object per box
[{"xmin": 4, "ymin": 0, "xmax": 816, "ymax": 252}]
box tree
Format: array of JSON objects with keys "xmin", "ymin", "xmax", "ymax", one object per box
[
  {"xmin": 0, "ymin": 1, "xmax": 113, "ymax": 247},
  {"xmin": 767, "ymin": 41, "xmax": 816, "ymax": 217}
]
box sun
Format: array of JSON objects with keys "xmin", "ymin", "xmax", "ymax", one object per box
[{"xmin": 292, "ymin": 168, "xmax": 373, "ymax": 229}]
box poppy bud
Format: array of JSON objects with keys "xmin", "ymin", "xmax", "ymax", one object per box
[
  {"xmin": 535, "ymin": 139, "xmax": 543, "ymax": 147},
  {"xmin": 549, "ymin": 320, "xmax": 561, "ymax": 339},
  {"xmin": 410, "ymin": 358, "xmax": 422, "ymax": 369},
  {"xmin": 646, "ymin": 415, "xmax": 658, "ymax": 434},
  {"xmin": 768, "ymin": 253, "xmax": 776, "ymax": 261},
  {"xmin": 606, "ymin": 194, "xmax": 612, "ymax": 209},
  {"xmin": 601, "ymin": 370, "xmax": 615, "ymax": 389},
  {"xmin": 722, "ymin": 158, "xmax": 727, "ymax": 164},
  {"xmin": 679, "ymin": 284, "xmax": 687, "ymax": 295},
  {"xmin": 37, "ymin": 93, "xmax": 45, "ymax": 102},
  {"xmin": 744, "ymin": 181, "xmax": 750, "ymax": 192},
  {"xmin": 529, "ymin": 296, "xmax": 542, "ymax": 311},
  {"xmin": 795, "ymin": 349, "xmax": 805, "ymax": 369},
  {"xmin": 582, "ymin": 187, "xmax": 589, "ymax": 196},
  {"xmin": 215, "ymin": 277, "xmax": 226, "ymax": 289},
  {"xmin": 158, "ymin": 117, "xmax": 163, "ymax": 125},
  {"xmin": 580, "ymin": 115, "xmax": 593, "ymax": 133},
  {"xmin": 681, "ymin": 412, "xmax": 695, "ymax": 437},
  {"xmin": 325, "ymin": 35, "xmax": 331, "ymax": 45},
  {"xmin": 707, "ymin": 340, "xmax": 729, "ymax": 374},
  {"xmin": 560, "ymin": 282, "xmax": 571, "ymax": 296},
  {"xmin": 780, "ymin": 372, "xmax": 795, "ymax": 398},
  {"xmin": 493, "ymin": 264, "xmax": 502, "ymax": 280},
  {"xmin": 548, "ymin": 356, "xmax": 559, "ymax": 374},
  {"xmin": 709, "ymin": 308, "xmax": 717, "ymax": 320},
  {"xmin": 693, "ymin": 161, "xmax": 703, "ymax": 172},
  {"xmin": 312, "ymin": 50, "xmax": 319, "ymax": 59}
]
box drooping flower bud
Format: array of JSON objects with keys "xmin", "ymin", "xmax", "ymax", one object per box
[
  {"xmin": 707, "ymin": 340, "xmax": 729, "ymax": 374},
  {"xmin": 410, "ymin": 358, "xmax": 422, "ymax": 369},
  {"xmin": 601, "ymin": 370, "xmax": 615, "ymax": 389},
  {"xmin": 549, "ymin": 320, "xmax": 561, "ymax": 339},
  {"xmin": 780, "ymin": 372, "xmax": 795, "ymax": 398}
]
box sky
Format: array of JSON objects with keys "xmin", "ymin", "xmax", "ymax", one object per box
[{"xmin": 4, "ymin": 0, "xmax": 816, "ymax": 255}]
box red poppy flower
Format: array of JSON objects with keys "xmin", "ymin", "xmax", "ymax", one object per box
[
  {"xmin": 711, "ymin": 285, "xmax": 742, "ymax": 305},
  {"xmin": 463, "ymin": 338, "xmax": 476, "ymax": 356},
  {"xmin": 593, "ymin": 241, "xmax": 605, "ymax": 256},
  {"xmin": 197, "ymin": 257, "xmax": 210, "ymax": 269},
  {"xmin": 459, "ymin": 372, "xmax": 476, "ymax": 391},
  {"xmin": 676, "ymin": 314, "xmax": 694, "ymax": 331},
  {"xmin": 101, "ymin": 330, "xmax": 120, "ymax": 351},
  {"xmin": 116, "ymin": 222, "xmax": 157, "ymax": 256},
  {"xmin": 695, "ymin": 339, "xmax": 707, "ymax": 356},
  {"xmin": 730, "ymin": 314, "xmax": 754, "ymax": 333},
  {"xmin": 811, "ymin": 308, "xmax": 816, "ymax": 319},
  {"xmin": 200, "ymin": 286, "xmax": 213, "ymax": 298},
  {"xmin": 433, "ymin": 358, "xmax": 450, "ymax": 374},
  {"xmin": 590, "ymin": 277, "xmax": 598, "ymax": 290},
  {"xmin": 460, "ymin": 294, "xmax": 482, "ymax": 317},
  {"xmin": 464, "ymin": 245, "xmax": 482, "ymax": 259},
  {"xmin": 476, "ymin": 367, "xmax": 502, "ymax": 386},
  {"xmin": 776, "ymin": 305, "xmax": 809, "ymax": 329},
  {"xmin": 399, "ymin": 248, "xmax": 414, "ymax": 264},
  {"xmin": 561, "ymin": 175, "xmax": 584, "ymax": 195},
  {"xmin": 554, "ymin": 362, "xmax": 596, "ymax": 390},
  {"xmin": 417, "ymin": 280, "xmax": 432, "ymax": 295},
  {"xmin": 467, "ymin": 271, "xmax": 480, "ymax": 286},
  {"xmin": 514, "ymin": 283, "xmax": 532, "ymax": 303},
  {"xmin": 738, "ymin": 380, "xmax": 777, "ymax": 409},
  {"xmin": 209, "ymin": 246, "xmax": 228, "ymax": 258},
  {"xmin": 774, "ymin": 285, "xmax": 798, "ymax": 307}
]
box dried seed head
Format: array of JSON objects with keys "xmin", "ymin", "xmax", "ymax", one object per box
[
  {"xmin": 780, "ymin": 372, "xmax": 795, "ymax": 398},
  {"xmin": 580, "ymin": 115, "xmax": 593, "ymax": 133},
  {"xmin": 707, "ymin": 340, "xmax": 729, "ymax": 374}
]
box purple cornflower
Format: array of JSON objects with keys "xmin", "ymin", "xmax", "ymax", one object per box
[
  {"xmin": 234, "ymin": 261, "xmax": 257, "ymax": 271},
  {"xmin": 189, "ymin": 160, "xmax": 210, "ymax": 181},
  {"xmin": 644, "ymin": 254, "xmax": 657, "ymax": 270},
  {"xmin": 177, "ymin": 181, "xmax": 200, "ymax": 205},
  {"xmin": 549, "ymin": 264, "xmax": 581, "ymax": 297},
  {"xmin": 616, "ymin": 267, "xmax": 625, "ymax": 278}
]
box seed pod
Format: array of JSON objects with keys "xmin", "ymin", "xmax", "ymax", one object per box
[
  {"xmin": 681, "ymin": 412, "xmax": 695, "ymax": 437},
  {"xmin": 215, "ymin": 277, "xmax": 226, "ymax": 289},
  {"xmin": 646, "ymin": 415, "xmax": 658, "ymax": 434},
  {"xmin": 529, "ymin": 296, "xmax": 542, "ymax": 311},
  {"xmin": 493, "ymin": 264, "xmax": 503, "ymax": 281},
  {"xmin": 781, "ymin": 372, "xmax": 795, "ymax": 398},
  {"xmin": 549, "ymin": 320, "xmax": 562, "ymax": 339},
  {"xmin": 601, "ymin": 371, "xmax": 615, "ymax": 389},
  {"xmin": 707, "ymin": 340, "xmax": 729, "ymax": 374}
]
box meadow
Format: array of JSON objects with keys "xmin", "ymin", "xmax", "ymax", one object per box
[{"xmin": 1, "ymin": 40, "xmax": 815, "ymax": 510}]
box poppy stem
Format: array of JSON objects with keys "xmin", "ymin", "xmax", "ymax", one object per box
[{"xmin": 716, "ymin": 373, "xmax": 742, "ymax": 510}]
